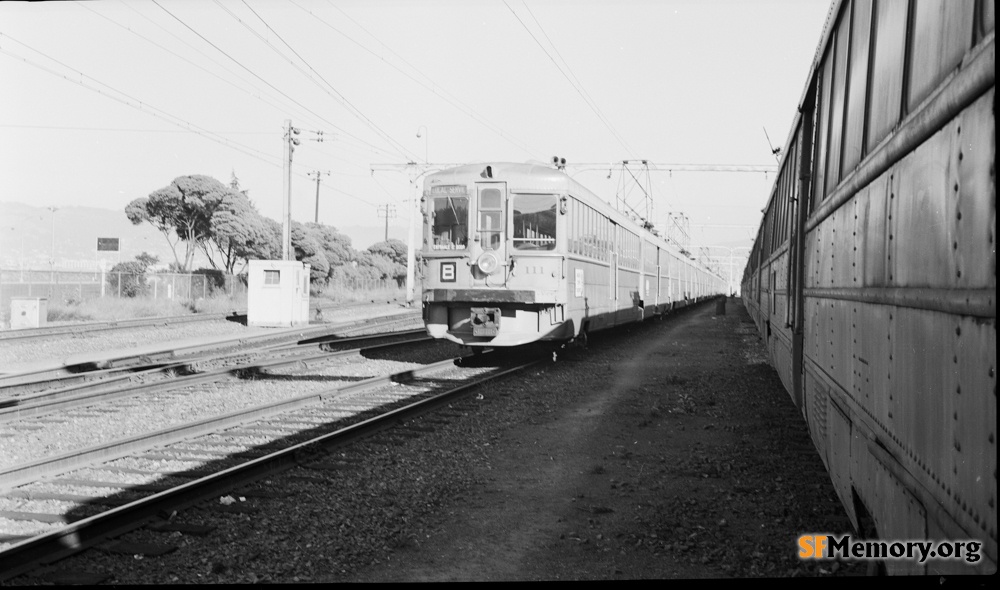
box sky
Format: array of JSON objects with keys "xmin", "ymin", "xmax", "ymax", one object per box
[{"xmin": 0, "ymin": 0, "xmax": 832, "ymax": 268}]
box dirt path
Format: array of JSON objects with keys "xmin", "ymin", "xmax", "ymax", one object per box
[{"xmin": 340, "ymin": 300, "xmax": 862, "ymax": 581}]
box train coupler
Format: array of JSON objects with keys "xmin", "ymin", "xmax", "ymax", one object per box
[{"xmin": 470, "ymin": 307, "xmax": 500, "ymax": 337}]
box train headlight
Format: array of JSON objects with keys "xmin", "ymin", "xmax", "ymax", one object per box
[{"xmin": 476, "ymin": 251, "xmax": 500, "ymax": 275}]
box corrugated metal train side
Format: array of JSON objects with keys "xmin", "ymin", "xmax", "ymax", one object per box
[{"xmin": 742, "ymin": 0, "xmax": 995, "ymax": 575}]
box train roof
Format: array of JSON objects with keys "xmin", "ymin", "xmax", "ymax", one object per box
[
  {"xmin": 425, "ymin": 162, "xmax": 725, "ymax": 279},
  {"xmin": 425, "ymin": 162, "xmax": 596, "ymax": 197}
]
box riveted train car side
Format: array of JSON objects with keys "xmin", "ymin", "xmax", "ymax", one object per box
[
  {"xmin": 419, "ymin": 162, "xmax": 725, "ymax": 347},
  {"xmin": 742, "ymin": 0, "xmax": 995, "ymax": 574}
]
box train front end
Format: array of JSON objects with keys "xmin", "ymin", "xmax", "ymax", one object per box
[{"xmin": 419, "ymin": 164, "xmax": 571, "ymax": 347}]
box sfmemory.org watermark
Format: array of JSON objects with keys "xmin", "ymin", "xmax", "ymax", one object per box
[{"xmin": 798, "ymin": 534, "xmax": 982, "ymax": 564}]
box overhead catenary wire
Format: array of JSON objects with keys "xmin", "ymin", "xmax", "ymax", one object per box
[
  {"xmin": 504, "ymin": 0, "xmax": 636, "ymax": 157},
  {"xmin": 150, "ymin": 0, "xmax": 406, "ymax": 163},
  {"xmin": 311, "ymin": 0, "xmax": 548, "ymax": 161},
  {"xmin": 226, "ymin": 0, "xmax": 419, "ymax": 162},
  {"xmin": 82, "ymin": 0, "xmax": 384, "ymax": 170},
  {"xmin": 0, "ymin": 32, "xmax": 281, "ymax": 168}
]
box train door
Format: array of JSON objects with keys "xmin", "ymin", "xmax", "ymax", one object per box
[{"xmin": 474, "ymin": 183, "xmax": 507, "ymax": 282}]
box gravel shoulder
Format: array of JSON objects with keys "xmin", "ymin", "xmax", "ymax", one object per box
[
  {"xmin": 6, "ymin": 299, "xmax": 867, "ymax": 583},
  {"xmin": 333, "ymin": 298, "xmax": 863, "ymax": 580}
]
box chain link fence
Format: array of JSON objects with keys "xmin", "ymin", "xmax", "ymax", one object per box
[{"xmin": 0, "ymin": 270, "xmax": 246, "ymax": 311}]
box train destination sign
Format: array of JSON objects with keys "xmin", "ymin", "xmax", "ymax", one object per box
[
  {"xmin": 97, "ymin": 237, "xmax": 120, "ymax": 252},
  {"xmin": 430, "ymin": 185, "xmax": 467, "ymax": 195}
]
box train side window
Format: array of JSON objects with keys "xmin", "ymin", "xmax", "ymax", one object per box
[
  {"xmin": 827, "ymin": 3, "xmax": 851, "ymax": 193},
  {"xmin": 431, "ymin": 195, "xmax": 469, "ymax": 250},
  {"xmin": 907, "ymin": 0, "xmax": 975, "ymax": 112},
  {"xmin": 512, "ymin": 194, "xmax": 557, "ymax": 251},
  {"xmin": 814, "ymin": 47, "xmax": 834, "ymax": 208},
  {"xmin": 842, "ymin": 0, "xmax": 873, "ymax": 173},
  {"xmin": 975, "ymin": 0, "xmax": 994, "ymax": 41},
  {"xmin": 867, "ymin": 0, "xmax": 908, "ymax": 153}
]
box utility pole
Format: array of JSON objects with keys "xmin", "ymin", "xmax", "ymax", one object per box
[
  {"xmin": 308, "ymin": 170, "xmax": 331, "ymax": 223},
  {"xmin": 377, "ymin": 204, "xmax": 397, "ymax": 242},
  {"xmin": 282, "ymin": 120, "xmax": 300, "ymax": 261}
]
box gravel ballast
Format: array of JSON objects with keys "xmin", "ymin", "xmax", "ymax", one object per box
[{"xmin": 3, "ymin": 299, "xmax": 890, "ymax": 583}]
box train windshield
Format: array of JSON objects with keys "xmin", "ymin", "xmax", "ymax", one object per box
[
  {"xmin": 431, "ymin": 195, "xmax": 469, "ymax": 250},
  {"xmin": 512, "ymin": 194, "xmax": 557, "ymax": 251}
]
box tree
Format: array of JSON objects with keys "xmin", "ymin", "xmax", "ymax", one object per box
[
  {"xmin": 304, "ymin": 223, "xmax": 354, "ymax": 281},
  {"xmin": 365, "ymin": 239, "xmax": 407, "ymax": 283},
  {"xmin": 205, "ymin": 191, "xmax": 278, "ymax": 273},
  {"xmin": 291, "ymin": 222, "xmax": 330, "ymax": 284},
  {"xmin": 126, "ymin": 175, "xmax": 231, "ymax": 272},
  {"xmin": 106, "ymin": 252, "xmax": 158, "ymax": 297}
]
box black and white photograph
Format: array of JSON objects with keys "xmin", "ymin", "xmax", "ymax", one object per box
[{"xmin": 0, "ymin": 0, "xmax": 994, "ymax": 582}]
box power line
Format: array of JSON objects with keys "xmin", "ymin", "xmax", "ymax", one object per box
[
  {"xmin": 75, "ymin": 0, "xmax": 331, "ymax": 137},
  {"xmin": 0, "ymin": 124, "xmax": 274, "ymax": 134},
  {"xmin": 93, "ymin": 0, "xmax": 396, "ymax": 171},
  {"xmin": 312, "ymin": 0, "xmax": 547, "ymax": 160},
  {"xmin": 149, "ymin": 0, "xmax": 403, "ymax": 162},
  {"xmin": 0, "ymin": 33, "xmax": 280, "ymax": 167},
  {"xmin": 233, "ymin": 0, "xmax": 417, "ymax": 162},
  {"xmin": 504, "ymin": 0, "xmax": 635, "ymax": 156}
]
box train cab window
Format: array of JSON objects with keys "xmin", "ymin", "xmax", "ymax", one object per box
[
  {"xmin": 512, "ymin": 194, "xmax": 557, "ymax": 251},
  {"xmin": 431, "ymin": 195, "xmax": 469, "ymax": 250},
  {"xmin": 478, "ymin": 188, "xmax": 503, "ymax": 250}
]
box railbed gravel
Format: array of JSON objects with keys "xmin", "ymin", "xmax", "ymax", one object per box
[
  {"xmin": 4, "ymin": 302, "xmax": 867, "ymax": 583},
  {"xmin": 0, "ymin": 302, "xmax": 409, "ymax": 369},
  {"xmin": 0, "ymin": 338, "xmax": 458, "ymax": 469}
]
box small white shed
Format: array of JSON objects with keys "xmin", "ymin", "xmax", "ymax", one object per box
[{"xmin": 247, "ymin": 260, "xmax": 311, "ymax": 327}]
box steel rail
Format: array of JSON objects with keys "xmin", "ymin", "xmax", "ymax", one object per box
[
  {"xmin": 0, "ymin": 352, "xmax": 477, "ymax": 490},
  {"xmin": 0, "ymin": 354, "xmax": 542, "ymax": 581},
  {"xmin": 0, "ymin": 310, "xmax": 420, "ymax": 383},
  {"xmin": 0, "ymin": 311, "xmax": 246, "ymax": 341},
  {"xmin": 0, "ymin": 333, "xmax": 433, "ymax": 423},
  {"xmin": 0, "ymin": 300, "xmax": 404, "ymax": 342},
  {"xmin": 0, "ymin": 327, "xmax": 427, "ymax": 402}
]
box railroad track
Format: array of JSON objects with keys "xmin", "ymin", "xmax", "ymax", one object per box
[
  {"xmin": 0, "ymin": 310, "xmax": 422, "ymax": 387},
  {"xmin": 0, "ymin": 328, "xmax": 431, "ymax": 421},
  {"xmin": 0, "ymin": 343, "xmax": 546, "ymax": 581},
  {"xmin": 0, "ymin": 300, "xmax": 403, "ymax": 343}
]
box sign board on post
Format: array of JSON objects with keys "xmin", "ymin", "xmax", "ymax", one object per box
[{"xmin": 97, "ymin": 238, "xmax": 120, "ymax": 252}]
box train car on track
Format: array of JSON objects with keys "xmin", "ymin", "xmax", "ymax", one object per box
[
  {"xmin": 742, "ymin": 0, "xmax": 995, "ymax": 575},
  {"xmin": 418, "ymin": 162, "xmax": 726, "ymax": 347}
]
